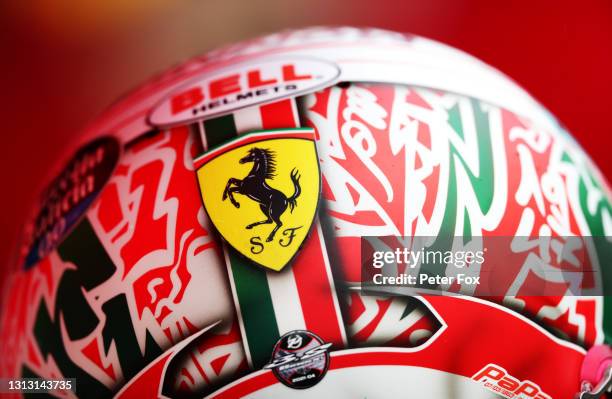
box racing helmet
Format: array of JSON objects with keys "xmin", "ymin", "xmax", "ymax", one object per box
[{"xmin": 1, "ymin": 27, "xmax": 610, "ymax": 399}]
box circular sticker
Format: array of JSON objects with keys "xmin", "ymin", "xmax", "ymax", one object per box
[{"xmin": 264, "ymin": 330, "xmax": 331, "ymax": 389}]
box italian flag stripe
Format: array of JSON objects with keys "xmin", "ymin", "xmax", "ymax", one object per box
[
  {"xmin": 259, "ymin": 96, "xmax": 299, "ymax": 127},
  {"xmin": 197, "ymin": 98, "xmax": 346, "ymax": 369},
  {"xmin": 291, "ymin": 223, "xmax": 345, "ymax": 341},
  {"xmin": 202, "ymin": 114, "xmax": 237, "ymax": 148},
  {"xmin": 258, "ymin": 99, "xmax": 346, "ymax": 348},
  {"xmin": 226, "ymin": 249, "xmax": 280, "ymax": 368}
]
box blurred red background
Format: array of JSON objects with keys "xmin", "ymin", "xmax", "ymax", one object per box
[{"xmin": 1, "ymin": 0, "xmax": 610, "ymax": 273}]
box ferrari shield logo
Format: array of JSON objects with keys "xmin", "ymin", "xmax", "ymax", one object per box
[{"xmin": 195, "ymin": 128, "xmax": 320, "ymax": 271}]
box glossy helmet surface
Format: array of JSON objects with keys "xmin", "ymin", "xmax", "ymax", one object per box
[{"xmin": 1, "ymin": 27, "xmax": 610, "ymax": 398}]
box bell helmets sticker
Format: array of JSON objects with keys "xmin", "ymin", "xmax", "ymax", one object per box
[
  {"xmin": 194, "ymin": 128, "xmax": 321, "ymax": 271},
  {"xmin": 149, "ymin": 57, "xmax": 340, "ymax": 127}
]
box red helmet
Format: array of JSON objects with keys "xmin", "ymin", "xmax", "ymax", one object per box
[{"xmin": 1, "ymin": 27, "xmax": 610, "ymax": 399}]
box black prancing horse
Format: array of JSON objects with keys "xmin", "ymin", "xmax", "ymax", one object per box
[{"xmin": 223, "ymin": 147, "xmax": 301, "ymax": 242}]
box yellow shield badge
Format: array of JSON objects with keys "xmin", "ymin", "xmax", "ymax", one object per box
[{"xmin": 195, "ymin": 128, "xmax": 320, "ymax": 271}]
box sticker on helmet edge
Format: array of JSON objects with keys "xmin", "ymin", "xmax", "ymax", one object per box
[
  {"xmin": 22, "ymin": 136, "xmax": 120, "ymax": 269},
  {"xmin": 263, "ymin": 330, "xmax": 332, "ymax": 389}
]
